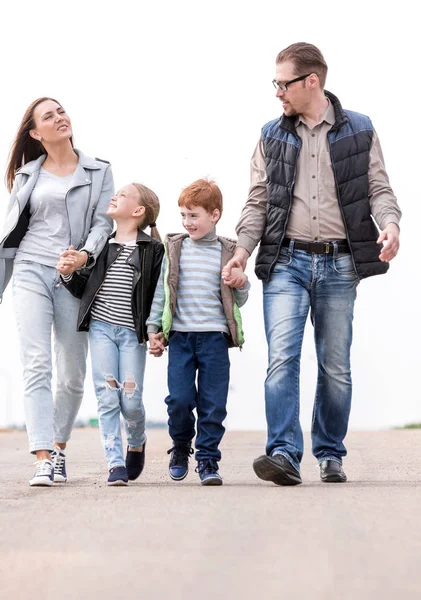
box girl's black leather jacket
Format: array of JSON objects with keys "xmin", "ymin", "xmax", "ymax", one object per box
[{"xmin": 62, "ymin": 229, "xmax": 164, "ymax": 343}]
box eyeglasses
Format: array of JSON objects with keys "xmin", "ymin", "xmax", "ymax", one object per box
[{"xmin": 272, "ymin": 73, "xmax": 311, "ymax": 92}]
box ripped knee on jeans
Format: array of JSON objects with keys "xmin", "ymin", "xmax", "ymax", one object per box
[
  {"xmin": 105, "ymin": 376, "xmax": 119, "ymax": 390},
  {"xmin": 123, "ymin": 372, "xmax": 137, "ymax": 398},
  {"xmin": 105, "ymin": 434, "xmax": 116, "ymax": 450}
]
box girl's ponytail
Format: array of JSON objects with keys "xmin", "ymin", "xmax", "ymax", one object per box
[
  {"xmin": 132, "ymin": 183, "xmax": 162, "ymax": 242},
  {"xmin": 149, "ymin": 222, "xmax": 162, "ymax": 242}
]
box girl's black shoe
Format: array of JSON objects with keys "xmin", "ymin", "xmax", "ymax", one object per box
[{"xmin": 126, "ymin": 443, "xmax": 146, "ymax": 481}]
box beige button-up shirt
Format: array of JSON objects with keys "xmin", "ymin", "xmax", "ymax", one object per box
[{"xmin": 236, "ymin": 99, "xmax": 402, "ymax": 255}]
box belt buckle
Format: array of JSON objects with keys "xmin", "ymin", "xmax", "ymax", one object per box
[{"xmin": 324, "ymin": 243, "xmax": 331, "ymax": 254}]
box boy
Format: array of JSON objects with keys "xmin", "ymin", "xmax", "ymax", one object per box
[{"xmin": 147, "ymin": 179, "xmax": 250, "ymax": 486}]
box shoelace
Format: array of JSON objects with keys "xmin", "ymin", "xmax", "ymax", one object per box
[
  {"xmin": 195, "ymin": 459, "xmax": 218, "ymax": 475},
  {"xmin": 33, "ymin": 460, "xmax": 53, "ymax": 476},
  {"xmin": 167, "ymin": 446, "xmax": 193, "ymax": 463},
  {"xmin": 53, "ymin": 452, "xmax": 65, "ymax": 475}
]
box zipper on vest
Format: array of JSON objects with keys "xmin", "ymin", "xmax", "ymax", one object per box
[
  {"xmin": 328, "ymin": 138, "xmax": 359, "ymax": 278},
  {"xmin": 267, "ymin": 137, "xmax": 302, "ymax": 281}
]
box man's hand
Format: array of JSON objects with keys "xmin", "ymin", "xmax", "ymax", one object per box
[
  {"xmin": 377, "ymin": 223, "xmax": 400, "ymax": 262},
  {"xmin": 57, "ymin": 246, "xmax": 88, "ymax": 274},
  {"xmin": 223, "ymin": 266, "xmax": 248, "ymax": 290},
  {"xmin": 148, "ymin": 332, "xmax": 166, "ymax": 357},
  {"xmin": 222, "ymin": 248, "xmax": 250, "ymax": 288}
]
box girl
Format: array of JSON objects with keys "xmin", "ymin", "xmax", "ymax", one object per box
[
  {"xmin": 58, "ymin": 183, "xmax": 164, "ymax": 485},
  {"xmin": 0, "ymin": 97, "xmax": 113, "ymax": 486}
]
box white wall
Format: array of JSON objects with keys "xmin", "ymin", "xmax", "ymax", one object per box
[{"xmin": 0, "ymin": 0, "xmax": 419, "ymax": 430}]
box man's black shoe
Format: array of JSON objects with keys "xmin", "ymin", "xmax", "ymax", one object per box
[
  {"xmin": 253, "ymin": 454, "xmax": 302, "ymax": 486},
  {"xmin": 126, "ymin": 443, "xmax": 146, "ymax": 481},
  {"xmin": 319, "ymin": 460, "xmax": 347, "ymax": 483}
]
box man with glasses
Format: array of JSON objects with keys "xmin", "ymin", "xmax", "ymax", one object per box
[{"xmin": 223, "ymin": 42, "xmax": 401, "ymax": 485}]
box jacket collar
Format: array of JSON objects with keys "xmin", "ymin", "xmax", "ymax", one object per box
[
  {"xmin": 17, "ymin": 148, "xmax": 101, "ymax": 176},
  {"xmin": 165, "ymin": 232, "xmax": 236, "ymax": 253},
  {"xmin": 279, "ymin": 90, "xmax": 348, "ymax": 134},
  {"xmin": 109, "ymin": 229, "xmax": 152, "ymax": 244}
]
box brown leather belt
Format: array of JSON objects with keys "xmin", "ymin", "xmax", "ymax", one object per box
[{"xmin": 282, "ymin": 238, "xmax": 350, "ymax": 255}]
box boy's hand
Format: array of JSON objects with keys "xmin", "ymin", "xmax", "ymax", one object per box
[
  {"xmin": 56, "ymin": 246, "xmax": 88, "ymax": 275},
  {"xmin": 223, "ymin": 263, "xmax": 248, "ymax": 289},
  {"xmin": 148, "ymin": 332, "xmax": 166, "ymax": 357}
]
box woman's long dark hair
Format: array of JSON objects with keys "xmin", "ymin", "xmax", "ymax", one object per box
[{"xmin": 5, "ymin": 97, "xmax": 74, "ymax": 192}]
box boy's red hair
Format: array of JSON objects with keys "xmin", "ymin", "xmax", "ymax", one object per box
[{"xmin": 178, "ymin": 179, "xmax": 223, "ymax": 217}]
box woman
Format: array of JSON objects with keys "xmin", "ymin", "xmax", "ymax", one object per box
[{"xmin": 0, "ymin": 97, "xmax": 114, "ymax": 486}]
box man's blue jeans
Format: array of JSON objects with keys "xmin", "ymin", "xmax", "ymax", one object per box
[
  {"xmin": 166, "ymin": 332, "xmax": 230, "ymax": 461},
  {"xmin": 89, "ymin": 319, "xmax": 147, "ymax": 470},
  {"xmin": 263, "ymin": 245, "xmax": 359, "ymax": 472}
]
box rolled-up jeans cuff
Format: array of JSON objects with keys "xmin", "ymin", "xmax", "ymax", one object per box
[
  {"xmin": 30, "ymin": 442, "xmax": 55, "ymax": 455},
  {"xmin": 318, "ymin": 456, "xmax": 342, "ymax": 465}
]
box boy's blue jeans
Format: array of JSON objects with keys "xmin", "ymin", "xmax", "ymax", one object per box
[
  {"xmin": 89, "ymin": 319, "xmax": 147, "ymax": 470},
  {"xmin": 263, "ymin": 246, "xmax": 359, "ymax": 472},
  {"xmin": 166, "ymin": 331, "xmax": 230, "ymax": 461}
]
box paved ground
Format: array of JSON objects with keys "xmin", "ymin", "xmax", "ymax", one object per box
[{"xmin": 1, "ymin": 428, "xmax": 421, "ymax": 600}]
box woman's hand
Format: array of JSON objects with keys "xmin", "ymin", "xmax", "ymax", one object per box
[{"xmin": 56, "ymin": 246, "xmax": 88, "ymax": 275}]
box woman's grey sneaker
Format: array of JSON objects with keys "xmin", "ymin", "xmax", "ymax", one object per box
[
  {"xmin": 196, "ymin": 459, "xmax": 223, "ymax": 486},
  {"xmin": 253, "ymin": 454, "xmax": 302, "ymax": 486},
  {"xmin": 51, "ymin": 446, "xmax": 67, "ymax": 482},
  {"xmin": 107, "ymin": 466, "xmax": 129, "ymax": 486},
  {"xmin": 29, "ymin": 459, "xmax": 54, "ymax": 487},
  {"xmin": 167, "ymin": 444, "xmax": 193, "ymax": 481}
]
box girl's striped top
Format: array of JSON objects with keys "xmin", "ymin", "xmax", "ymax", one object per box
[{"xmin": 89, "ymin": 240, "xmax": 136, "ymax": 330}]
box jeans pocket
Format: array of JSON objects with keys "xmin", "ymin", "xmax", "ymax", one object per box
[
  {"xmin": 274, "ymin": 247, "xmax": 292, "ymax": 270},
  {"xmin": 333, "ymin": 255, "xmax": 357, "ymax": 277}
]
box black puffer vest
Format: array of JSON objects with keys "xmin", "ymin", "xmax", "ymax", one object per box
[{"xmin": 255, "ymin": 91, "xmax": 388, "ymax": 282}]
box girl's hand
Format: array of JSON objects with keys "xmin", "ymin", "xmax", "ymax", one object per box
[{"xmin": 148, "ymin": 332, "xmax": 166, "ymax": 357}]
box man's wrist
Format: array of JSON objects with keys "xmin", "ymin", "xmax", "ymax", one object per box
[
  {"xmin": 235, "ymin": 247, "xmax": 250, "ymax": 268},
  {"xmin": 236, "ymin": 235, "xmax": 256, "ymax": 257}
]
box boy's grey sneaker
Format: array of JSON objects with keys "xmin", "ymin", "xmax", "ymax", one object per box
[
  {"xmin": 107, "ymin": 466, "xmax": 129, "ymax": 486},
  {"xmin": 167, "ymin": 444, "xmax": 193, "ymax": 481},
  {"xmin": 196, "ymin": 459, "xmax": 223, "ymax": 486},
  {"xmin": 29, "ymin": 459, "xmax": 54, "ymax": 487},
  {"xmin": 51, "ymin": 446, "xmax": 67, "ymax": 483}
]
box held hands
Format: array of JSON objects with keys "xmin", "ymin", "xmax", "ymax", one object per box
[
  {"xmin": 57, "ymin": 246, "xmax": 88, "ymax": 275},
  {"xmin": 148, "ymin": 332, "xmax": 166, "ymax": 357},
  {"xmin": 222, "ymin": 248, "xmax": 250, "ymax": 289},
  {"xmin": 377, "ymin": 223, "xmax": 400, "ymax": 262}
]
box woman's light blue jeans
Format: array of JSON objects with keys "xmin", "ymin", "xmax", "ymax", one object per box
[
  {"xmin": 12, "ymin": 261, "xmax": 88, "ymax": 453},
  {"xmin": 89, "ymin": 319, "xmax": 147, "ymax": 470},
  {"xmin": 263, "ymin": 245, "xmax": 359, "ymax": 472}
]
